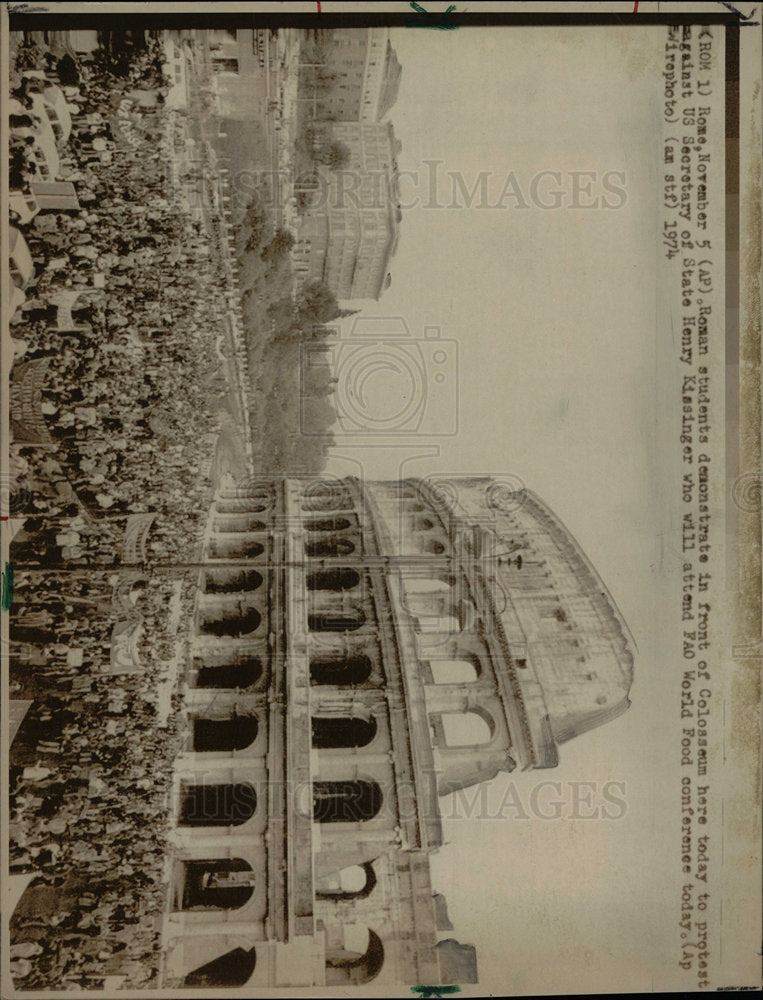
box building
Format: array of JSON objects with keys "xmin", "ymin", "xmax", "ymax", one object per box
[
  {"xmin": 158, "ymin": 473, "xmax": 635, "ymax": 988},
  {"xmin": 305, "ymin": 27, "xmax": 402, "ymax": 123},
  {"xmin": 203, "ymin": 28, "xmax": 264, "ymax": 120},
  {"xmin": 293, "ymin": 122, "xmax": 402, "ymax": 300}
]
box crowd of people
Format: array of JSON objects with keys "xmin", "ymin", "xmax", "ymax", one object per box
[
  {"xmin": 8, "ymin": 564, "xmax": 198, "ymax": 990},
  {"xmin": 7, "ymin": 32, "xmax": 247, "ymax": 990}
]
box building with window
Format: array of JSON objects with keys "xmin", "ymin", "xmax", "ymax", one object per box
[
  {"xmin": 293, "ymin": 121, "xmax": 402, "ymax": 300},
  {"xmin": 159, "ymin": 474, "xmax": 634, "ymax": 988},
  {"xmin": 305, "ymin": 27, "xmax": 402, "ymax": 123}
]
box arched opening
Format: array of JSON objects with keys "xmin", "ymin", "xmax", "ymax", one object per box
[
  {"xmin": 422, "ymin": 539, "xmax": 446, "ymax": 555},
  {"xmin": 199, "ymin": 606, "xmax": 261, "ymax": 638},
  {"xmin": 415, "ymin": 614, "xmax": 460, "ymax": 635},
  {"xmin": 308, "ymin": 609, "xmax": 365, "ymax": 633},
  {"xmin": 179, "ymin": 782, "xmax": 257, "ymax": 827},
  {"xmin": 316, "ymin": 862, "xmax": 377, "ymax": 900},
  {"xmin": 181, "ymin": 859, "xmax": 255, "ymax": 911},
  {"xmin": 307, "ymin": 568, "xmax": 360, "ymax": 591},
  {"xmin": 429, "ymin": 658, "xmax": 480, "ymax": 684},
  {"xmin": 416, "ymin": 517, "xmax": 435, "ymax": 530},
  {"xmin": 305, "ymin": 538, "xmax": 355, "ymax": 558},
  {"xmin": 304, "ymin": 517, "xmax": 352, "ymax": 532},
  {"xmin": 310, "ymin": 654, "xmax": 372, "ymax": 686},
  {"xmin": 212, "ymin": 517, "xmax": 266, "ymax": 533},
  {"xmin": 192, "ymin": 715, "xmax": 259, "ymax": 752},
  {"xmin": 438, "ymin": 710, "xmax": 495, "ymax": 747},
  {"xmin": 194, "ymin": 657, "xmax": 262, "ymax": 689},
  {"xmin": 312, "ymin": 716, "xmax": 377, "ymax": 749},
  {"xmin": 204, "ymin": 570, "xmax": 263, "ymax": 594},
  {"xmin": 313, "ymin": 780, "xmax": 382, "ymax": 823},
  {"xmin": 301, "ymin": 486, "xmax": 353, "ymax": 511},
  {"xmin": 405, "ymin": 577, "xmax": 455, "ymax": 594},
  {"xmin": 325, "ymin": 928, "xmax": 384, "ymax": 986},
  {"xmin": 184, "ymin": 947, "xmax": 256, "ymax": 988},
  {"xmin": 216, "ymin": 499, "xmax": 268, "ymax": 514},
  {"xmin": 208, "ymin": 539, "xmax": 264, "ymax": 559}
]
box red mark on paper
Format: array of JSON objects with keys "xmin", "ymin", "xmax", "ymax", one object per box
[
  {"xmin": 317, "ymin": 1, "xmax": 322, "ymax": 10},
  {"xmin": 633, "ymin": 1, "xmax": 639, "ymax": 9}
]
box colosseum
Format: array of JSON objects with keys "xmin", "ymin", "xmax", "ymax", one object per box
[{"xmin": 159, "ymin": 474, "xmax": 635, "ymax": 989}]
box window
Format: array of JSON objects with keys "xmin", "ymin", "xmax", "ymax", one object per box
[
  {"xmin": 204, "ymin": 570, "xmax": 263, "ymax": 594},
  {"xmin": 313, "ymin": 780, "xmax": 382, "ymax": 823},
  {"xmin": 316, "ymin": 861, "xmax": 377, "ymax": 900},
  {"xmin": 184, "ymin": 947, "xmax": 256, "ymax": 988},
  {"xmin": 307, "ymin": 568, "xmax": 360, "ymax": 591},
  {"xmin": 216, "ymin": 499, "xmax": 269, "ymax": 514},
  {"xmin": 192, "ymin": 715, "xmax": 259, "ymax": 752},
  {"xmin": 301, "ymin": 486, "xmax": 353, "ymax": 511},
  {"xmin": 305, "ymin": 537, "xmax": 355, "ymax": 558},
  {"xmin": 308, "ymin": 609, "xmax": 365, "ymax": 633},
  {"xmin": 310, "ymin": 653, "xmax": 372, "ymax": 686},
  {"xmin": 199, "ymin": 605, "xmax": 261, "ymax": 638},
  {"xmin": 212, "ymin": 517, "xmax": 266, "ymax": 533},
  {"xmin": 312, "ymin": 715, "xmax": 377, "ymax": 749},
  {"xmin": 194, "ymin": 657, "xmax": 262, "ymax": 689},
  {"xmin": 428, "ymin": 658, "xmax": 480, "ymax": 684},
  {"xmin": 179, "ymin": 782, "xmax": 257, "ymax": 827},
  {"xmin": 437, "ymin": 710, "xmax": 494, "ymax": 747},
  {"xmin": 325, "ymin": 928, "xmax": 384, "ymax": 985},
  {"xmin": 208, "ymin": 538, "xmax": 264, "ymax": 559},
  {"xmin": 180, "ymin": 858, "xmax": 255, "ymax": 911}
]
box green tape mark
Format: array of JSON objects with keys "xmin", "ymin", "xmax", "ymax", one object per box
[
  {"xmin": 411, "ymin": 987, "xmax": 462, "ymax": 998},
  {"xmin": 407, "ymin": 2, "xmax": 459, "ymax": 29}
]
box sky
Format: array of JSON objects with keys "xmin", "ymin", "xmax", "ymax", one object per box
[{"xmin": 323, "ymin": 23, "xmax": 697, "ymax": 994}]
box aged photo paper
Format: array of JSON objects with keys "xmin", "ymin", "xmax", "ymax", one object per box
[{"xmin": 2, "ymin": 2, "xmax": 761, "ymax": 996}]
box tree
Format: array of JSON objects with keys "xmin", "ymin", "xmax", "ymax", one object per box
[
  {"xmin": 295, "ymin": 280, "xmax": 356, "ymax": 326},
  {"xmin": 267, "ymin": 297, "xmax": 298, "ymax": 336},
  {"xmin": 260, "ymin": 228, "xmax": 295, "ymax": 263},
  {"xmin": 316, "ymin": 140, "xmax": 350, "ymax": 171}
]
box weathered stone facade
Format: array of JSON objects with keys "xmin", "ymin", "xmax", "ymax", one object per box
[{"xmin": 160, "ymin": 475, "xmax": 634, "ymax": 988}]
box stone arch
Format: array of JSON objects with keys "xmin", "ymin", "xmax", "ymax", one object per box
[
  {"xmin": 436, "ymin": 707, "xmax": 496, "ymax": 748},
  {"xmin": 325, "ymin": 928, "xmax": 384, "ymax": 986},
  {"xmin": 178, "ymin": 782, "xmax": 257, "ymax": 827},
  {"xmin": 184, "ymin": 947, "xmax": 256, "ymax": 988},
  {"xmin": 313, "ymin": 780, "xmax": 383, "ymax": 823},
  {"xmin": 404, "ymin": 576, "xmax": 456, "ymax": 598},
  {"xmin": 308, "ymin": 608, "xmax": 366, "ymax": 633},
  {"xmin": 199, "ymin": 605, "xmax": 261, "ymax": 638},
  {"xmin": 301, "ymin": 485, "xmax": 354, "ymax": 511},
  {"xmin": 311, "ymin": 715, "xmax": 377, "ymax": 749},
  {"xmin": 208, "ymin": 538, "xmax": 264, "ymax": 559},
  {"xmin": 212, "ymin": 516, "xmax": 267, "ymax": 533},
  {"xmin": 422, "ymin": 538, "xmax": 447, "ymax": 555},
  {"xmin": 192, "ymin": 715, "xmax": 259, "ymax": 752},
  {"xmin": 428, "ymin": 658, "xmax": 480, "ymax": 684},
  {"xmin": 304, "ymin": 516, "xmax": 353, "ymax": 532},
  {"xmin": 215, "ymin": 499, "xmax": 268, "ymax": 514},
  {"xmin": 305, "ymin": 537, "xmax": 356, "ymax": 558},
  {"xmin": 316, "ymin": 861, "xmax": 377, "ymax": 900},
  {"xmin": 310, "ymin": 653, "xmax": 372, "ymax": 686},
  {"xmin": 307, "ymin": 568, "xmax": 360, "ymax": 591},
  {"xmin": 180, "ymin": 858, "xmax": 255, "ymax": 911},
  {"xmin": 193, "ymin": 656, "xmax": 263, "ymax": 689},
  {"xmin": 203, "ymin": 569, "xmax": 263, "ymax": 594}
]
